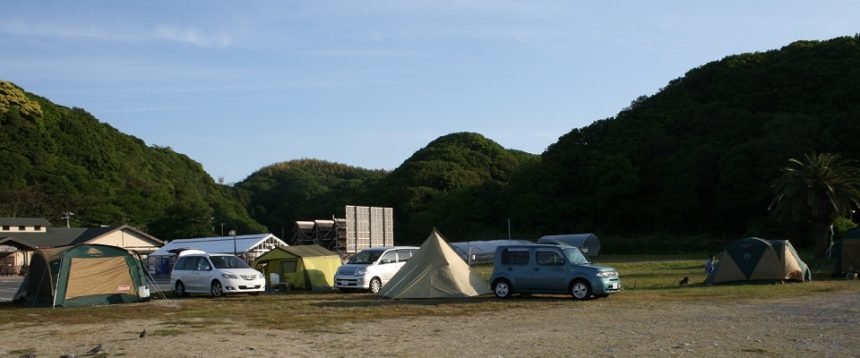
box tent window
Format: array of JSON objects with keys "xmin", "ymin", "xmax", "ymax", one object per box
[
  {"xmin": 281, "ymin": 260, "xmax": 297, "ymax": 274},
  {"xmin": 501, "ymin": 249, "xmax": 529, "ymax": 265}
]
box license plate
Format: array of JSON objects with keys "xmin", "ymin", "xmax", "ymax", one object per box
[{"xmin": 610, "ymin": 283, "xmax": 619, "ymax": 289}]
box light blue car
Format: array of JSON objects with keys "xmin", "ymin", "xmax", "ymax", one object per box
[{"xmin": 490, "ymin": 244, "xmax": 621, "ymax": 300}]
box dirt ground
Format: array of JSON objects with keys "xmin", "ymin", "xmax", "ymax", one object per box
[{"xmin": 2, "ymin": 289, "xmax": 859, "ymax": 357}]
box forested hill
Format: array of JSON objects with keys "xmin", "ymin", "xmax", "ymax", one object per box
[
  {"xmin": 365, "ymin": 132, "xmax": 538, "ymax": 242},
  {"xmin": 0, "ymin": 81, "xmax": 264, "ymax": 240},
  {"xmin": 235, "ymin": 159, "xmax": 387, "ymax": 237},
  {"xmin": 527, "ymin": 36, "xmax": 860, "ymax": 245}
]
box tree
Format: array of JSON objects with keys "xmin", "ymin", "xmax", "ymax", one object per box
[{"xmin": 770, "ymin": 153, "xmax": 860, "ymax": 257}]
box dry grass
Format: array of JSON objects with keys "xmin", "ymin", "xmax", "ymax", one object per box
[{"xmin": 2, "ymin": 254, "xmax": 858, "ymax": 333}]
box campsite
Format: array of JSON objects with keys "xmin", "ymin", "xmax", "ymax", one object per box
[{"xmin": 1, "ymin": 249, "xmax": 860, "ymax": 357}]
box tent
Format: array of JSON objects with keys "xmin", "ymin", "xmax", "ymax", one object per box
[
  {"xmin": 538, "ymin": 233, "xmax": 601, "ymax": 256},
  {"xmin": 14, "ymin": 244, "xmax": 149, "ymax": 307},
  {"xmin": 378, "ymin": 231, "xmax": 491, "ymax": 299},
  {"xmin": 254, "ymin": 244, "xmax": 342, "ymax": 291},
  {"xmin": 706, "ymin": 237, "xmax": 811, "ymax": 285},
  {"xmin": 836, "ymin": 228, "xmax": 860, "ymax": 273}
]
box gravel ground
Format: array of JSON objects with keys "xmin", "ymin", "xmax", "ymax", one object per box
[{"xmin": 2, "ymin": 289, "xmax": 858, "ymax": 357}]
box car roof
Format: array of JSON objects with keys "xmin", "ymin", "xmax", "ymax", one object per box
[
  {"xmin": 361, "ymin": 246, "xmax": 419, "ymax": 252},
  {"xmin": 498, "ymin": 244, "xmax": 577, "ymax": 249}
]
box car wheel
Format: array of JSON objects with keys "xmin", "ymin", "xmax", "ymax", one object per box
[
  {"xmin": 175, "ymin": 281, "xmax": 187, "ymax": 297},
  {"xmin": 570, "ymin": 280, "xmax": 592, "ymax": 300},
  {"xmin": 369, "ymin": 277, "xmax": 382, "ymax": 294},
  {"xmin": 211, "ymin": 280, "xmax": 224, "ymax": 298},
  {"xmin": 492, "ymin": 279, "xmax": 512, "ymax": 298}
]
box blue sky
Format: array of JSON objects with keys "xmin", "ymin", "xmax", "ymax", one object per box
[{"xmin": 2, "ymin": 1, "xmax": 858, "ymax": 183}]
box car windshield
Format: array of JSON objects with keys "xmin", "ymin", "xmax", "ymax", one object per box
[
  {"xmin": 348, "ymin": 250, "xmax": 384, "ymax": 264},
  {"xmin": 563, "ymin": 248, "xmax": 589, "ymax": 265},
  {"xmin": 210, "ymin": 255, "xmax": 250, "ymax": 269}
]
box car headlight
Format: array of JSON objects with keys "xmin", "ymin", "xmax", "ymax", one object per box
[
  {"xmin": 258, "ymin": 273, "xmax": 264, "ymax": 279},
  {"xmin": 596, "ymin": 271, "xmax": 618, "ymax": 278},
  {"xmin": 222, "ymin": 273, "xmax": 239, "ymax": 279}
]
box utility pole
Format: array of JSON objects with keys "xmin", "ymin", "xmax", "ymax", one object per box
[
  {"xmin": 229, "ymin": 230, "xmax": 237, "ymax": 256},
  {"xmin": 61, "ymin": 211, "xmax": 74, "ymax": 228}
]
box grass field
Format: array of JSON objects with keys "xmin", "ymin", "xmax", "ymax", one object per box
[{"xmin": 1, "ymin": 254, "xmax": 857, "ymax": 337}]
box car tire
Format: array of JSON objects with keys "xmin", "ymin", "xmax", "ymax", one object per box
[
  {"xmin": 570, "ymin": 279, "xmax": 592, "ymax": 300},
  {"xmin": 492, "ymin": 279, "xmax": 512, "ymax": 299},
  {"xmin": 175, "ymin": 281, "xmax": 187, "ymax": 297},
  {"xmin": 369, "ymin": 277, "xmax": 382, "ymax": 294},
  {"xmin": 211, "ymin": 280, "xmax": 224, "ymax": 298}
]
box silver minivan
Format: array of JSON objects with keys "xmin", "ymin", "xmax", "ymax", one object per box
[
  {"xmin": 334, "ymin": 246, "xmax": 419, "ymax": 293},
  {"xmin": 490, "ymin": 244, "xmax": 620, "ymax": 300}
]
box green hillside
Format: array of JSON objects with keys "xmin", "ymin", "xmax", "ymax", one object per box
[
  {"xmin": 366, "ymin": 132, "xmax": 538, "ymax": 242},
  {"xmin": 0, "ymin": 81, "xmax": 264, "ymax": 240},
  {"xmin": 235, "ymin": 159, "xmax": 386, "ymax": 237},
  {"xmin": 527, "ymin": 35, "xmax": 860, "ymax": 247}
]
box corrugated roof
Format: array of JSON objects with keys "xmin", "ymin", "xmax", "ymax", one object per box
[
  {"xmin": 0, "ymin": 217, "xmax": 52, "ymax": 227},
  {"xmin": 150, "ymin": 233, "xmax": 286, "ymax": 256}
]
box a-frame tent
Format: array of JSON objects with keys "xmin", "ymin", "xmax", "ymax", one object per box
[{"xmin": 378, "ymin": 230, "xmax": 490, "ymax": 299}]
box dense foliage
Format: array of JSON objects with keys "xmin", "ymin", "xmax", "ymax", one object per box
[
  {"xmin": 235, "ymin": 159, "xmax": 386, "ymax": 238},
  {"xmin": 526, "ymin": 36, "xmax": 860, "ymax": 247},
  {"xmin": 365, "ymin": 132, "xmax": 537, "ymax": 242},
  {"xmin": 0, "ymin": 81, "xmax": 264, "ymax": 240}
]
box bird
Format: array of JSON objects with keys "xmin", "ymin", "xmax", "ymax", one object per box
[
  {"xmin": 139, "ymin": 329, "xmax": 147, "ymax": 339},
  {"xmin": 678, "ymin": 276, "xmax": 689, "ymax": 285},
  {"xmin": 84, "ymin": 344, "xmax": 102, "ymax": 356}
]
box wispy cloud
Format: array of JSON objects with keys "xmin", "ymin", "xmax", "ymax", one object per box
[{"xmin": 154, "ymin": 25, "xmax": 234, "ymax": 48}]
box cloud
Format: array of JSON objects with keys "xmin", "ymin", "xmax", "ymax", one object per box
[{"xmin": 154, "ymin": 25, "xmax": 234, "ymax": 48}]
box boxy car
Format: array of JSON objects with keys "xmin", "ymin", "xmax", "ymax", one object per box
[
  {"xmin": 334, "ymin": 246, "xmax": 420, "ymax": 293},
  {"xmin": 490, "ymin": 244, "xmax": 620, "ymax": 299},
  {"xmin": 171, "ymin": 251, "xmax": 265, "ymax": 297}
]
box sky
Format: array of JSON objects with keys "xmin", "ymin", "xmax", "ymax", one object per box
[{"xmin": 2, "ymin": 1, "xmax": 859, "ymax": 183}]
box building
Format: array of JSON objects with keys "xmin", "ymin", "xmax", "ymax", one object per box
[
  {"xmin": 0, "ymin": 217, "xmax": 163, "ymax": 275},
  {"xmin": 148, "ymin": 233, "xmax": 287, "ymax": 275}
]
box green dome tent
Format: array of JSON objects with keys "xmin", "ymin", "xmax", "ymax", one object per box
[
  {"xmin": 14, "ymin": 244, "xmax": 150, "ymax": 307},
  {"xmin": 706, "ymin": 237, "xmax": 811, "ymax": 285}
]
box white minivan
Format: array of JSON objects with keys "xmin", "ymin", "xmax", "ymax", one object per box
[
  {"xmin": 334, "ymin": 246, "xmax": 419, "ymax": 293},
  {"xmin": 171, "ymin": 251, "xmax": 265, "ymax": 297}
]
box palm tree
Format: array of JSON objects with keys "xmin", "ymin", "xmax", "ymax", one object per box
[{"xmin": 770, "ymin": 153, "xmax": 860, "ymax": 258}]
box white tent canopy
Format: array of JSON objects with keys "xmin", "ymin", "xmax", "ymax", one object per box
[{"xmin": 150, "ymin": 233, "xmax": 287, "ymax": 260}]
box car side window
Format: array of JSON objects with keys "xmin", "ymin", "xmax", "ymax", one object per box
[
  {"xmin": 536, "ymin": 250, "xmax": 564, "ymax": 265},
  {"xmin": 397, "ymin": 249, "xmax": 413, "ymax": 262},
  {"xmin": 197, "ymin": 257, "xmax": 212, "ymax": 271},
  {"xmin": 380, "ymin": 251, "xmax": 397, "ymax": 264},
  {"xmin": 181, "ymin": 257, "xmax": 199, "ymax": 271},
  {"xmin": 174, "ymin": 257, "xmax": 188, "ymax": 270},
  {"xmin": 501, "ymin": 249, "xmax": 530, "ymax": 265}
]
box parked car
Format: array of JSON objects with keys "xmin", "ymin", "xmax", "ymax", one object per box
[
  {"xmin": 334, "ymin": 246, "xmax": 420, "ymax": 293},
  {"xmin": 489, "ymin": 244, "xmax": 620, "ymax": 300},
  {"xmin": 171, "ymin": 251, "xmax": 265, "ymax": 297}
]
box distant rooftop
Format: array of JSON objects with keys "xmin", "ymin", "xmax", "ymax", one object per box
[{"xmin": 0, "ymin": 217, "xmax": 52, "ymax": 227}]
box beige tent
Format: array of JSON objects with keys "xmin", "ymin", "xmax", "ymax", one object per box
[{"xmin": 378, "ymin": 230, "xmax": 490, "ymax": 299}]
